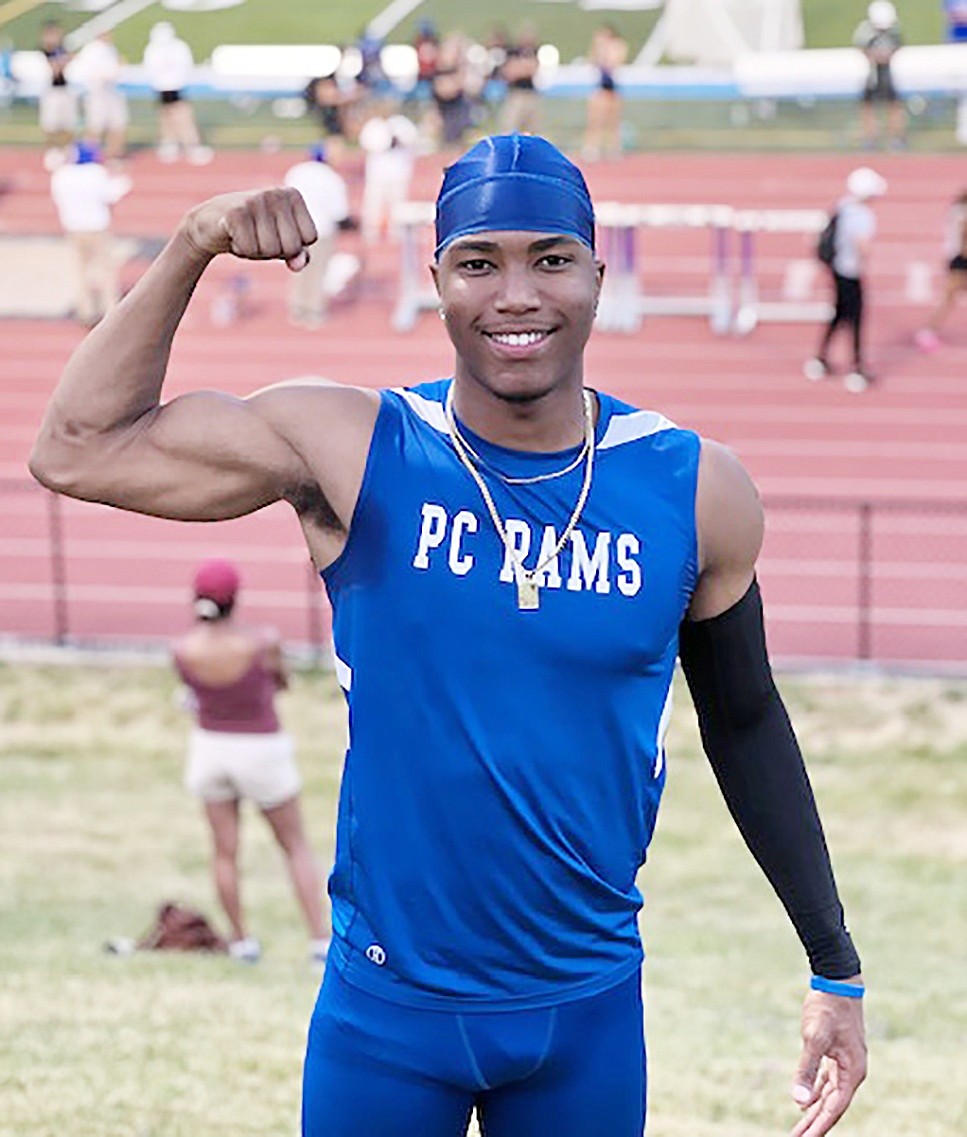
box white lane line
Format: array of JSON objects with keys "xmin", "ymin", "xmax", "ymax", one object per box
[
  {"xmin": 759, "ymin": 560, "xmax": 967, "ymax": 580},
  {"xmin": 767, "ymin": 605, "xmax": 967, "ymax": 628},
  {"xmin": 0, "ymin": 583, "xmax": 328, "ymax": 607},
  {"xmin": 0, "ymin": 538, "xmax": 311, "ymax": 562}
]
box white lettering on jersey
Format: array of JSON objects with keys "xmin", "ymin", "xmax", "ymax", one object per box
[
  {"xmin": 448, "ymin": 510, "xmax": 478, "ymax": 575},
  {"xmin": 498, "ymin": 519, "xmax": 532, "ymax": 583},
  {"xmin": 413, "ymin": 503, "xmax": 448, "ymax": 568},
  {"xmin": 532, "ymin": 525, "xmax": 562, "ymax": 589},
  {"xmin": 412, "ymin": 505, "xmax": 643, "ymax": 597},
  {"xmin": 567, "ymin": 531, "xmax": 612, "ymax": 594},
  {"xmin": 616, "ymin": 534, "xmax": 643, "ymax": 597}
]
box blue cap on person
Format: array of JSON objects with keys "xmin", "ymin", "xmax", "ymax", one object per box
[
  {"xmin": 74, "ymin": 141, "xmax": 102, "ymax": 165},
  {"xmin": 435, "ymin": 134, "xmax": 595, "ymax": 259},
  {"xmin": 308, "ymin": 142, "xmax": 327, "ymax": 163}
]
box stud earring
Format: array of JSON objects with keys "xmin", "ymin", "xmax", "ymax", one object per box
[{"xmin": 438, "ymin": 307, "xmax": 447, "ymax": 321}]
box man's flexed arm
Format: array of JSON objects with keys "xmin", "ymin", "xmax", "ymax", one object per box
[{"xmin": 29, "ymin": 189, "xmax": 321, "ymax": 520}]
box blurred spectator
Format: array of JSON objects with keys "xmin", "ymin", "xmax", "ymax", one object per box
[
  {"xmin": 412, "ymin": 21, "xmax": 439, "ymax": 102},
  {"xmin": 39, "ymin": 21, "xmax": 77, "ymax": 166},
  {"xmin": 304, "ymin": 73, "xmax": 361, "ymax": 163},
  {"xmin": 804, "ymin": 167, "xmax": 887, "ymax": 394},
  {"xmin": 355, "ymin": 28, "xmax": 389, "ymax": 95},
  {"xmin": 142, "ymin": 22, "xmax": 212, "ymax": 165},
  {"xmin": 499, "ymin": 24, "xmax": 541, "ymax": 135},
  {"xmin": 72, "ymin": 32, "xmax": 128, "ymax": 161},
  {"xmin": 944, "ymin": 0, "xmax": 967, "ymax": 40},
  {"xmin": 946, "ymin": 0, "xmax": 967, "ymax": 143},
  {"xmin": 173, "ymin": 559, "xmax": 329, "ymax": 966},
  {"xmin": 431, "ymin": 36, "xmax": 473, "ymax": 149},
  {"xmin": 915, "ymin": 189, "xmax": 967, "ymax": 352},
  {"xmin": 50, "ymin": 141, "xmax": 131, "ymax": 326},
  {"xmin": 853, "ymin": 1, "xmax": 905, "ymax": 151},
  {"xmin": 583, "ymin": 24, "xmax": 628, "ymax": 160},
  {"xmin": 359, "ymin": 113, "xmax": 419, "ymax": 245},
  {"xmin": 283, "ymin": 144, "xmax": 351, "ymax": 327},
  {"xmin": 1, "ymin": 38, "xmax": 13, "ymax": 111}
]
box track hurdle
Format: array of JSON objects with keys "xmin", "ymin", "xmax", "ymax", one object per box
[
  {"xmin": 731, "ymin": 208, "xmax": 834, "ymax": 336},
  {"xmin": 392, "ymin": 200, "xmax": 733, "ymax": 335},
  {"xmin": 391, "ymin": 200, "xmax": 437, "ymax": 332},
  {"xmin": 596, "ymin": 203, "xmax": 734, "ymax": 334}
]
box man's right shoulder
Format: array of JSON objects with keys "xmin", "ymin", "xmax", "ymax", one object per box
[{"xmin": 249, "ymin": 381, "xmax": 380, "ymax": 429}]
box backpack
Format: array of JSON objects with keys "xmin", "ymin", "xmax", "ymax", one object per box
[
  {"xmin": 817, "ymin": 212, "xmax": 839, "ymax": 266},
  {"xmin": 136, "ymin": 902, "xmax": 228, "ymax": 953}
]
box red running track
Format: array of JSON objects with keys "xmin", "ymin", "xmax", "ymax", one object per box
[{"xmin": 1, "ymin": 147, "xmax": 965, "ymax": 664}]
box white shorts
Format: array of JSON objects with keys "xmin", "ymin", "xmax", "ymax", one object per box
[
  {"xmin": 40, "ymin": 87, "xmax": 78, "ymax": 134},
  {"xmin": 185, "ymin": 728, "xmax": 301, "ymax": 810},
  {"xmin": 85, "ymin": 88, "xmax": 128, "ymax": 134}
]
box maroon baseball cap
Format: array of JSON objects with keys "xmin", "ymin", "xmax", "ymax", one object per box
[{"xmin": 193, "ymin": 559, "xmax": 240, "ymax": 605}]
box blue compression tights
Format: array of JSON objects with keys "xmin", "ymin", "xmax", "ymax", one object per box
[{"xmin": 302, "ymin": 965, "xmax": 647, "ymax": 1137}]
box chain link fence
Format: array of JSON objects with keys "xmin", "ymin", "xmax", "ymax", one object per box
[{"xmin": 2, "ymin": 479, "xmax": 965, "ymax": 668}]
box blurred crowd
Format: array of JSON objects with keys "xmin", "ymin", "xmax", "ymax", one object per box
[
  {"xmin": 23, "ymin": 10, "xmax": 967, "ymax": 354},
  {"xmin": 33, "ymin": 15, "xmax": 629, "ymax": 329}
]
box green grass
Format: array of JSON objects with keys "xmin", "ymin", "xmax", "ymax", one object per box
[
  {"xmin": 2, "ymin": 661, "xmax": 966, "ymax": 1136},
  {"xmin": 0, "ymin": 1, "xmax": 956, "ymax": 155},
  {"xmin": 0, "ymin": 87, "xmax": 960, "ymax": 153},
  {"xmin": 1, "ymin": 0, "xmax": 949, "ymax": 58}
]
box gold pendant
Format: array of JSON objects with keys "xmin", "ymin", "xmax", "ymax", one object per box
[{"xmin": 517, "ymin": 574, "xmax": 540, "ymax": 611}]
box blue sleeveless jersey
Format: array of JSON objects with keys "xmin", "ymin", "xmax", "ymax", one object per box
[{"xmin": 322, "ymin": 380, "xmax": 700, "ymax": 1010}]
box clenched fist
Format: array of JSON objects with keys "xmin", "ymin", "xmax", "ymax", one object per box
[{"xmin": 181, "ymin": 188, "xmax": 318, "ymax": 271}]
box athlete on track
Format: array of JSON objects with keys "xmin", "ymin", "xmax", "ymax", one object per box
[{"xmin": 31, "ymin": 134, "xmax": 866, "ymax": 1137}]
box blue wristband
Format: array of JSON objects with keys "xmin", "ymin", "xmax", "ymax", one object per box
[{"xmin": 810, "ymin": 975, "xmax": 865, "ymax": 998}]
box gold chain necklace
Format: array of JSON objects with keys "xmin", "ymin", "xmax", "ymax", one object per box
[
  {"xmin": 444, "ymin": 385, "xmax": 596, "ymax": 611},
  {"xmin": 447, "ymin": 414, "xmax": 590, "ymax": 485}
]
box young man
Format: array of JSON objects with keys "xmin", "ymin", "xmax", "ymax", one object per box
[
  {"xmin": 805, "ymin": 165, "xmax": 887, "ymax": 393},
  {"xmin": 31, "ymin": 135, "xmax": 866, "ymax": 1137}
]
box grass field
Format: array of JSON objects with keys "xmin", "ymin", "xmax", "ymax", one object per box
[
  {"xmin": 1, "ymin": 0, "xmax": 948, "ymax": 58},
  {"xmin": 2, "ymin": 660, "xmax": 966, "ymax": 1136}
]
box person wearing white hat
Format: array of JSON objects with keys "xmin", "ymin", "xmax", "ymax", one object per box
[
  {"xmin": 142, "ymin": 22, "xmax": 212, "ymax": 165},
  {"xmin": 804, "ymin": 166, "xmax": 887, "ymax": 393},
  {"xmin": 358, "ymin": 112, "xmax": 419, "ymax": 245},
  {"xmin": 72, "ymin": 31, "xmax": 129, "ymax": 161},
  {"xmin": 853, "ymin": 1, "xmax": 905, "ymax": 150}
]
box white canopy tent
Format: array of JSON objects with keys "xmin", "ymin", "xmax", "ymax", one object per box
[{"xmin": 638, "ymin": 0, "xmax": 804, "ymax": 67}]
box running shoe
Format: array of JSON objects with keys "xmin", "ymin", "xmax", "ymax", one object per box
[
  {"xmin": 803, "ymin": 357, "xmax": 830, "ymax": 382},
  {"xmin": 228, "ymin": 937, "xmax": 262, "ymax": 963},
  {"xmin": 844, "ymin": 370, "xmax": 873, "ymax": 393}
]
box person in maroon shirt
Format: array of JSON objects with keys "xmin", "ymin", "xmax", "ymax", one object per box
[{"xmin": 173, "ymin": 558, "xmax": 328, "ymax": 964}]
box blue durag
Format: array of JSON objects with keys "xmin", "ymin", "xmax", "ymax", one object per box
[{"xmin": 434, "ymin": 134, "xmax": 595, "ymax": 258}]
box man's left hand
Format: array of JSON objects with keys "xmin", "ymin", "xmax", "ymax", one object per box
[{"xmin": 790, "ymin": 984, "xmax": 867, "ymax": 1137}]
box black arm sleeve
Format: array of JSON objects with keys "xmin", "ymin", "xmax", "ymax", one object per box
[{"xmin": 678, "ymin": 580, "xmax": 861, "ymax": 979}]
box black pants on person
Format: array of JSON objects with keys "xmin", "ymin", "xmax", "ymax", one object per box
[{"xmin": 818, "ymin": 272, "xmax": 864, "ymax": 370}]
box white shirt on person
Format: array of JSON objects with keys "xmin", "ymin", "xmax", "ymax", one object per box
[
  {"xmin": 71, "ymin": 38, "xmax": 123, "ymax": 91},
  {"xmin": 51, "ymin": 163, "xmax": 131, "ymax": 233},
  {"xmin": 143, "ymin": 34, "xmax": 194, "ymax": 93},
  {"xmin": 833, "ymin": 196, "xmax": 876, "ymax": 279},
  {"xmin": 283, "ymin": 161, "xmax": 349, "ymax": 239},
  {"xmin": 359, "ymin": 114, "xmax": 418, "ymax": 184}
]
